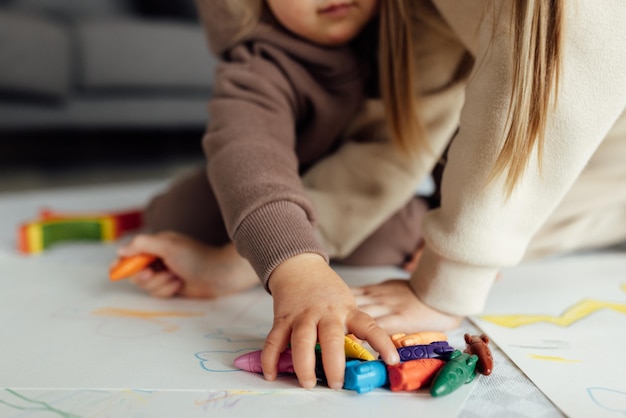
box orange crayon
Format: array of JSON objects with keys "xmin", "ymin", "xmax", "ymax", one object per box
[
  {"xmin": 391, "ymin": 332, "xmax": 448, "ymax": 348},
  {"xmin": 109, "ymin": 254, "xmax": 158, "ymax": 281},
  {"xmin": 387, "ymin": 358, "xmax": 445, "ymax": 391}
]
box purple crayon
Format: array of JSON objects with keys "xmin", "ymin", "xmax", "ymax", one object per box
[
  {"xmin": 397, "ymin": 341, "xmax": 454, "ymax": 361},
  {"xmin": 234, "ymin": 348, "xmax": 295, "ymax": 374}
]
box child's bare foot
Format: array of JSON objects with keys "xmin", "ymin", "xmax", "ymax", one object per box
[
  {"xmin": 351, "ymin": 279, "xmax": 462, "ymax": 335},
  {"xmin": 116, "ymin": 232, "xmax": 259, "ymax": 298}
]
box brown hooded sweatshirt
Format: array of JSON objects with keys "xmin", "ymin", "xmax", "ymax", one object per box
[{"xmin": 196, "ymin": 2, "xmax": 376, "ymax": 286}]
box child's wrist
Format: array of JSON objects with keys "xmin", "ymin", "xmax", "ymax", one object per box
[{"xmin": 267, "ymin": 252, "xmax": 327, "ymax": 294}]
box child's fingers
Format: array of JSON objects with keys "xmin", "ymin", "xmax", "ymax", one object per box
[
  {"xmin": 117, "ymin": 232, "xmax": 177, "ymax": 258},
  {"xmin": 350, "ymin": 286, "xmax": 365, "ymax": 296},
  {"xmin": 127, "ymin": 266, "xmax": 181, "ymax": 298},
  {"xmin": 354, "ymin": 301, "xmax": 393, "ymax": 319},
  {"xmin": 317, "ymin": 319, "xmax": 347, "ymax": 389},
  {"xmin": 348, "ymin": 310, "xmax": 399, "ymax": 365},
  {"xmin": 288, "ymin": 319, "xmax": 318, "ymax": 389},
  {"xmin": 128, "ymin": 268, "xmax": 156, "ymax": 286},
  {"xmin": 135, "ymin": 271, "xmax": 175, "ymax": 294},
  {"xmin": 129, "ymin": 268, "xmax": 154, "ymax": 284},
  {"xmin": 150, "ymin": 278, "xmax": 183, "ymax": 298},
  {"xmin": 261, "ymin": 321, "xmax": 291, "ymax": 382}
]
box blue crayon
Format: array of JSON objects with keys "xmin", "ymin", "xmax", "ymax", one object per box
[{"xmin": 343, "ymin": 359, "xmax": 388, "ymax": 394}]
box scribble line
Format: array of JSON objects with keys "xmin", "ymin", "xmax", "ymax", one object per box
[
  {"xmin": 479, "ymin": 299, "xmax": 626, "ymax": 328},
  {"xmin": 587, "ymin": 387, "xmax": 626, "ymax": 415},
  {"xmin": 91, "ymin": 307, "xmax": 204, "ymax": 333},
  {"xmin": 1, "ymin": 389, "xmax": 82, "ymax": 418},
  {"xmin": 528, "ymin": 354, "xmax": 581, "ymax": 363}
]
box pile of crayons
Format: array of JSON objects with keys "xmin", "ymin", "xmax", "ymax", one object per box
[
  {"xmin": 106, "ymin": 256, "xmax": 494, "ymax": 397},
  {"xmin": 234, "ymin": 332, "xmax": 493, "ymax": 396}
]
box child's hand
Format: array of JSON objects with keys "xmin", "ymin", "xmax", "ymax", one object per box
[
  {"xmin": 261, "ymin": 253, "xmax": 399, "ymax": 390},
  {"xmin": 116, "ymin": 232, "xmax": 258, "ymax": 298},
  {"xmin": 352, "ymin": 279, "xmax": 462, "ymax": 335}
]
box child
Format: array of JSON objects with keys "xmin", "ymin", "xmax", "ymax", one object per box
[
  {"xmin": 118, "ymin": 0, "xmax": 626, "ymax": 389},
  {"xmin": 121, "ymin": 0, "xmax": 433, "ymax": 390}
]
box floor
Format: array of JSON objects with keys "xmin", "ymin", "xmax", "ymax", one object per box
[{"xmin": 0, "ymin": 129, "xmax": 564, "ymax": 417}]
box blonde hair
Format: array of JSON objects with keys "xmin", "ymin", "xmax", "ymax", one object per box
[
  {"xmin": 381, "ymin": 0, "xmax": 564, "ymax": 196},
  {"xmin": 219, "ymin": 0, "xmax": 564, "ymax": 196},
  {"xmin": 490, "ymin": 0, "xmax": 563, "ymax": 196},
  {"xmin": 378, "ymin": 0, "xmax": 422, "ymax": 155},
  {"xmin": 219, "ymin": 0, "xmax": 263, "ymax": 40}
]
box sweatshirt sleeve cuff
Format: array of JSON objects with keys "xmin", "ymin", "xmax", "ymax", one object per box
[
  {"xmin": 409, "ymin": 245, "xmax": 498, "ymax": 316},
  {"xmin": 233, "ymin": 201, "xmax": 329, "ymax": 291}
]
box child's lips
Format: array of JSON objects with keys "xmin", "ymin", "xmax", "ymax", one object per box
[{"xmin": 318, "ymin": 2, "xmax": 355, "ymax": 16}]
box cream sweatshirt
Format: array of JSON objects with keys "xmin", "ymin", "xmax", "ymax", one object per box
[
  {"xmin": 412, "ymin": 0, "xmax": 626, "ymax": 315},
  {"xmin": 302, "ymin": 0, "xmax": 626, "ymax": 315}
]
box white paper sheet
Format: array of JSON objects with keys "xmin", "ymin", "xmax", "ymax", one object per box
[
  {"xmin": 0, "ymin": 256, "xmax": 474, "ymax": 417},
  {"xmin": 471, "ymin": 251, "xmax": 626, "ymax": 418}
]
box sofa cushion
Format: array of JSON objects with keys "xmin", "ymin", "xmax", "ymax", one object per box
[
  {"xmin": 8, "ymin": 0, "xmax": 132, "ymax": 20},
  {"xmin": 76, "ymin": 20, "xmax": 215, "ymax": 93},
  {"xmin": 133, "ymin": 0, "xmax": 197, "ymax": 21},
  {"xmin": 0, "ymin": 11, "xmax": 70, "ymax": 100}
]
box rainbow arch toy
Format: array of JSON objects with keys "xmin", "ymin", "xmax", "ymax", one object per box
[{"xmin": 18, "ymin": 207, "xmax": 143, "ymax": 254}]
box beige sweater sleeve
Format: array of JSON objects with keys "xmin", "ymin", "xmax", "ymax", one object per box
[
  {"xmin": 413, "ymin": 0, "xmax": 626, "ymax": 316},
  {"xmin": 303, "ymin": 88, "xmax": 463, "ymax": 258}
]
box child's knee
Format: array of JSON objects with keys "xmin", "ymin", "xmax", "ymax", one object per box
[
  {"xmin": 143, "ymin": 169, "xmax": 230, "ymax": 245},
  {"xmin": 334, "ymin": 197, "xmax": 428, "ymax": 267}
]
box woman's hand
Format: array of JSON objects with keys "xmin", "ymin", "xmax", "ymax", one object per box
[
  {"xmin": 115, "ymin": 231, "xmax": 258, "ymax": 298},
  {"xmin": 352, "ymin": 279, "xmax": 462, "ymax": 335},
  {"xmin": 261, "ymin": 253, "xmax": 399, "ymax": 390}
]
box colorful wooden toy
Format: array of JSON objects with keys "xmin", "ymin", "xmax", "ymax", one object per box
[{"xmin": 18, "ymin": 207, "xmax": 142, "ymax": 254}]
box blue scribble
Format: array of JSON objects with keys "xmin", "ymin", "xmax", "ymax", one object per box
[
  {"xmin": 587, "ymin": 387, "xmax": 626, "ymax": 416},
  {"xmin": 195, "ymin": 348, "xmax": 260, "ymax": 372}
]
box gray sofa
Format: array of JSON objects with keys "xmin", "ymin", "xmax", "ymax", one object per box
[{"xmin": 0, "ymin": 0, "xmax": 217, "ymax": 133}]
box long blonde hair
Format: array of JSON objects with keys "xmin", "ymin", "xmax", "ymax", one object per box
[
  {"xmin": 380, "ymin": 0, "xmax": 564, "ymax": 196},
  {"xmin": 217, "ymin": 0, "xmax": 564, "ymax": 195},
  {"xmin": 378, "ymin": 0, "xmax": 422, "ymax": 155},
  {"xmin": 492, "ymin": 0, "xmax": 563, "ymax": 196}
]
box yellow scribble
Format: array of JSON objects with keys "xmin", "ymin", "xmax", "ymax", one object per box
[
  {"xmin": 529, "ymin": 354, "xmax": 582, "ymax": 363},
  {"xmin": 194, "ymin": 390, "xmax": 277, "ymax": 406},
  {"xmin": 91, "ymin": 307, "xmax": 204, "ymax": 332},
  {"xmin": 120, "ymin": 389, "xmax": 151, "ymax": 404},
  {"xmin": 621, "ymin": 283, "xmax": 626, "ymax": 292},
  {"xmin": 479, "ymin": 299, "xmax": 626, "ymax": 328}
]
